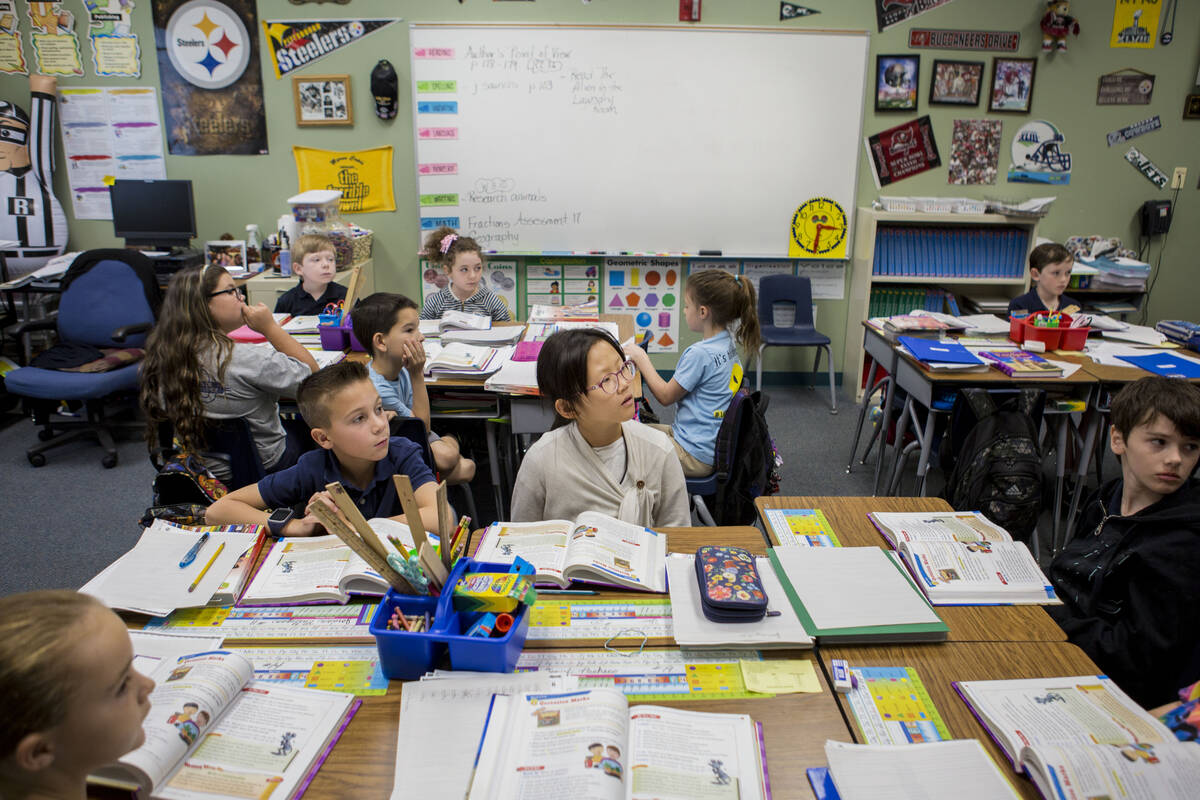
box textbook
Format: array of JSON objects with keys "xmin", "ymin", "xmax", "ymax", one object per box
[
  {"xmin": 93, "ymin": 650, "xmax": 357, "ymax": 800},
  {"xmin": 438, "ymin": 309, "xmax": 492, "ymax": 331},
  {"xmin": 424, "ymin": 342, "xmax": 506, "ymax": 377},
  {"xmin": 767, "ymin": 546, "xmax": 948, "ymax": 644},
  {"xmin": 242, "ymin": 522, "xmax": 431, "ymax": 605},
  {"xmin": 474, "ymin": 512, "xmax": 668, "ymax": 592},
  {"xmin": 955, "ymin": 676, "xmax": 1200, "ymax": 800},
  {"xmin": 978, "ymin": 349, "xmax": 1063, "ymax": 378},
  {"xmin": 466, "ymin": 688, "xmax": 769, "ymax": 800},
  {"xmin": 866, "ymin": 511, "xmax": 1059, "ymax": 605}
]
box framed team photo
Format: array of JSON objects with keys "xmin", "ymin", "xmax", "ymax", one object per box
[
  {"xmin": 989, "ymin": 57, "xmax": 1036, "ymax": 113},
  {"xmin": 875, "ymin": 54, "xmax": 920, "ymax": 112},
  {"xmin": 929, "ymin": 59, "xmax": 983, "ymax": 106},
  {"xmin": 292, "ymin": 75, "xmax": 353, "ymax": 127}
]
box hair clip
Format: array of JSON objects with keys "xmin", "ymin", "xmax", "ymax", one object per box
[{"xmin": 439, "ymin": 233, "xmax": 459, "ymax": 254}]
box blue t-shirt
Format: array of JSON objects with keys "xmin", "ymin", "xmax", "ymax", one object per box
[
  {"xmin": 671, "ymin": 330, "xmax": 743, "ymax": 465},
  {"xmin": 257, "ymin": 437, "xmax": 433, "ymax": 519},
  {"xmin": 369, "ymin": 362, "xmax": 414, "ymax": 417}
]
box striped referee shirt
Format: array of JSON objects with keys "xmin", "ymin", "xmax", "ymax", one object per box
[
  {"xmin": 1, "ymin": 90, "xmax": 68, "ymax": 278},
  {"xmin": 420, "ymin": 286, "xmax": 511, "ymax": 321}
]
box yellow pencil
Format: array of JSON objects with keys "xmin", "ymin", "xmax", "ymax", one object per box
[{"xmin": 188, "ymin": 542, "xmax": 225, "ymax": 593}]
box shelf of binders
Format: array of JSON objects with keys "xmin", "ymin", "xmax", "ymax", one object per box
[{"xmin": 844, "ymin": 208, "xmax": 1037, "ymax": 401}]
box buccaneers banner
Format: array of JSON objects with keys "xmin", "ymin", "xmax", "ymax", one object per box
[
  {"xmin": 262, "ymin": 18, "xmax": 399, "ymax": 79},
  {"xmin": 152, "ymin": 0, "xmax": 267, "ymax": 155},
  {"xmin": 294, "ymin": 146, "xmax": 395, "ymax": 214}
]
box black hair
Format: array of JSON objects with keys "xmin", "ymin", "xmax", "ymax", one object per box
[
  {"xmin": 1110, "ymin": 376, "xmax": 1200, "ymax": 441},
  {"xmin": 351, "ymin": 292, "xmax": 418, "ymax": 357},
  {"xmin": 296, "ymin": 360, "xmax": 371, "ymax": 429},
  {"xmin": 536, "ymin": 329, "xmax": 624, "ymax": 428}
]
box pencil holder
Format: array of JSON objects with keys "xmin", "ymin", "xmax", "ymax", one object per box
[
  {"xmin": 338, "ymin": 315, "xmax": 366, "ymax": 352},
  {"xmin": 369, "ymin": 558, "xmax": 531, "ymax": 680},
  {"xmin": 1009, "ymin": 311, "xmax": 1089, "ymax": 351},
  {"xmin": 317, "ymin": 322, "xmax": 348, "ymax": 351}
]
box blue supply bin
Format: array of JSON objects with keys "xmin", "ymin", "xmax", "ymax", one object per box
[{"xmin": 369, "ymin": 558, "xmax": 531, "ymax": 680}]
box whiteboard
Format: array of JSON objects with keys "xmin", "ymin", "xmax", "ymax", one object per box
[{"xmin": 410, "ymin": 24, "xmax": 868, "ymax": 257}]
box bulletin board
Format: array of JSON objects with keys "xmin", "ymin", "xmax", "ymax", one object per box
[{"xmin": 410, "ymin": 24, "xmax": 868, "ymax": 257}]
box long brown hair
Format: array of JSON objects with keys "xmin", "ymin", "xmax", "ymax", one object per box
[
  {"xmin": 0, "ymin": 591, "xmax": 104, "ymax": 759},
  {"xmin": 686, "ymin": 270, "xmax": 762, "ymax": 356},
  {"xmin": 422, "ymin": 225, "xmax": 484, "ymax": 271},
  {"xmin": 139, "ymin": 265, "xmax": 233, "ymax": 452}
]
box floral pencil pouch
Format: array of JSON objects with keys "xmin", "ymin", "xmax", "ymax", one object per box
[{"xmin": 694, "ymin": 546, "xmax": 768, "ymax": 623}]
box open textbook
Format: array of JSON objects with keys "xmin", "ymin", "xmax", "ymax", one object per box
[
  {"xmin": 474, "ymin": 512, "xmax": 668, "ymax": 591},
  {"xmin": 93, "ymin": 650, "xmax": 356, "ymax": 800},
  {"xmin": 467, "ymin": 688, "xmax": 768, "ymax": 800},
  {"xmin": 242, "ymin": 520, "xmax": 432, "ymax": 605},
  {"xmin": 955, "ymin": 675, "xmax": 1200, "ymax": 800},
  {"xmin": 867, "ymin": 512, "xmax": 1059, "ymax": 605}
]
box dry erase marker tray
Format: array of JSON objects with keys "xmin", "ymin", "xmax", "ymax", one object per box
[{"xmin": 369, "ymin": 558, "xmax": 531, "ymax": 680}]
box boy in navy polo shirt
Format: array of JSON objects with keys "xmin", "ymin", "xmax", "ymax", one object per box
[
  {"xmin": 1007, "ymin": 242, "xmax": 1081, "ymax": 316},
  {"xmin": 205, "ymin": 360, "xmax": 440, "ymax": 536},
  {"xmin": 274, "ymin": 234, "xmax": 348, "ymax": 317}
]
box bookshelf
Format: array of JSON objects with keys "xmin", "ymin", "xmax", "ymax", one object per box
[{"xmin": 844, "ymin": 209, "xmax": 1038, "ymax": 400}]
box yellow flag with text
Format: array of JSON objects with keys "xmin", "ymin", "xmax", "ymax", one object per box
[{"xmin": 293, "ymin": 145, "xmax": 395, "ymax": 214}]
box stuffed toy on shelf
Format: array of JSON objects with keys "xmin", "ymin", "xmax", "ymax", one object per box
[{"xmin": 1041, "ymin": 0, "xmax": 1081, "ymax": 52}]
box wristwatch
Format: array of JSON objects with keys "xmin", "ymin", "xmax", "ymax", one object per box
[{"xmin": 267, "ymin": 507, "xmax": 294, "ymax": 537}]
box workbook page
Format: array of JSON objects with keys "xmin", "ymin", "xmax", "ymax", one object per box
[
  {"xmin": 474, "ymin": 522, "xmax": 573, "ymax": 582},
  {"xmin": 627, "ymin": 706, "xmax": 762, "ymax": 800},
  {"xmin": 565, "ymin": 512, "xmax": 666, "ymax": 591},
  {"xmin": 241, "ymin": 536, "xmax": 351, "ymax": 602}
]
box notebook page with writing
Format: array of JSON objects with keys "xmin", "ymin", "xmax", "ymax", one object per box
[{"xmin": 824, "ymin": 740, "xmax": 1021, "ymax": 800}]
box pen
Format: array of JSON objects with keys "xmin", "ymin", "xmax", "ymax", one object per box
[
  {"xmin": 179, "ymin": 532, "xmax": 210, "ymax": 568},
  {"xmin": 188, "ymin": 542, "xmax": 225, "ymax": 593}
]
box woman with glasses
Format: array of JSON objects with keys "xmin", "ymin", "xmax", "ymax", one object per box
[
  {"xmin": 509, "ymin": 329, "xmax": 689, "ymax": 528},
  {"xmin": 140, "ymin": 265, "xmax": 318, "ymax": 482}
]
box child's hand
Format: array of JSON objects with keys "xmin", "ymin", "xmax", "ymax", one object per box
[
  {"xmin": 623, "ymin": 340, "xmax": 649, "ymax": 369},
  {"xmin": 401, "ymin": 339, "xmax": 426, "ymax": 374},
  {"xmin": 242, "ymin": 303, "xmax": 278, "ymax": 333},
  {"xmin": 305, "ymin": 490, "xmax": 353, "ymax": 531},
  {"xmin": 283, "ymin": 514, "xmax": 323, "ymax": 537}
]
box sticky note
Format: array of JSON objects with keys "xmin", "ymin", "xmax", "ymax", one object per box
[
  {"xmin": 739, "ymin": 659, "xmax": 821, "ymax": 694},
  {"xmin": 102, "ymin": 175, "xmax": 116, "ymax": 186}
]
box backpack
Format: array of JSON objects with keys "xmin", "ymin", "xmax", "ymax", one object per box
[
  {"xmin": 141, "ymin": 453, "xmax": 229, "ymax": 528},
  {"xmin": 942, "ymin": 388, "xmax": 1044, "ymax": 541},
  {"xmin": 712, "ymin": 389, "xmax": 782, "ymax": 525}
]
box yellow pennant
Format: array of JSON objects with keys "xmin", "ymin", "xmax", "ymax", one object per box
[{"xmin": 293, "ymin": 145, "xmax": 395, "ymax": 214}]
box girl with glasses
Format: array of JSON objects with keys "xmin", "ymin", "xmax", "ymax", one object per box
[
  {"xmin": 139, "ymin": 265, "xmax": 318, "ymax": 482},
  {"xmin": 509, "ymin": 329, "xmax": 689, "ymax": 528}
]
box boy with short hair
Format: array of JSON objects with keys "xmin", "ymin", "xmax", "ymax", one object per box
[
  {"xmin": 1049, "ymin": 376, "xmax": 1200, "ymax": 707},
  {"xmin": 352, "ymin": 292, "xmax": 476, "ymax": 485},
  {"xmin": 1007, "ymin": 242, "xmax": 1081, "ymax": 316},
  {"xmin": 274, "ymin": 233, "xmax": 348, "ymax": 316},
  {"xmin": 205, "ymin": 360, "xmax": 440, "ymax": 536}
]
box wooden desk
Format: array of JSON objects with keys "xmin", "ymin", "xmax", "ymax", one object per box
[
  {"xmin": 818, "ymin": 641, "xmax": 1100, "ymax": 800},
  {"xmin": 755, "ymin": 496, "xmax": 1068, "ymax": 644}
]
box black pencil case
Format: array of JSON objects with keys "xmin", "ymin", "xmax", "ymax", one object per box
[{"xmin": 694, "ymin": 546, "xmax": 768, "ymax": 623}]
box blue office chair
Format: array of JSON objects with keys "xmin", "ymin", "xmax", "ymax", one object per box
[
  {"xmin": 755, "ymin": 274, "xmax": 836, "ymax": 413},
  {"xmin": 6, "ymin": 250, "xmax": 160, "ymax": 468}
]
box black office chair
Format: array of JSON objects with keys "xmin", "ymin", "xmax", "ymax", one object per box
[
  {"xmin": 151, "ymin": 417, "xmax": 267, "ymax": 492},
  {"xmin": 389, "ymin": 415, "xmax": 479, "ymax": 526}
]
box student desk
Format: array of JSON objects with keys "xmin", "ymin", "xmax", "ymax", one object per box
[
  {"xmin": 818, "ymin": 641, "xmax": 1100, "ymax": 800},
  {"xmin": 755, "ymin": 496, "xmax": 1068, "ymax": 644}
]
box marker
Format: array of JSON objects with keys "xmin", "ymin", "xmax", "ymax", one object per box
[
  {"xmin": 699, "ymin": 249, "xmax": 722, "ymax": 256},
  {"xmin": 831, "ymin": 658, "xmax": 852, "ymax": 693},
  {"xmin": 493, "ymin": 612, "xmax": 514, "ymax": 637},
  {"xmin": 179, "ymin": 532, "xmax": 210, "ymax": 568},
  {"xmin": 188, "ymin": 542, "xmax": 225, "ymax": 593}
]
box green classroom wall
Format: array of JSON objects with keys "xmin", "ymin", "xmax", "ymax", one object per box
[{"xmin": 2, "ymin": 0, "xmax": 1197, "ymax": 380}]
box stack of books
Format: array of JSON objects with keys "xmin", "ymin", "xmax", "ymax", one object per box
[
  {"xmin": 897, "ymin": 335, "xmax": 986, "ymax": 372},
  {"xmin": 1075, "ymin": 254, "xmax": 1151, "ymax": 291}
]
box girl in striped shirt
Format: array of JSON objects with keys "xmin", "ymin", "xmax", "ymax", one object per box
[{"xmin": 419, "ymin": 226, "xmax": 511, "ymax": 321}]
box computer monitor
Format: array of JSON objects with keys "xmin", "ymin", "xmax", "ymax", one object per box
[{"xmin": 110, "ymin": 179, "xmax": 196, "ymax": 251}]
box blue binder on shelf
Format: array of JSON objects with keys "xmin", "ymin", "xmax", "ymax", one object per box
[
  {"xmin": 898, "ymin": 336, "xmax": 983, "ymax": 366},
  {"xmin": 1117, "ymin": 352, "xmax": 1200, "ymax": 379}
]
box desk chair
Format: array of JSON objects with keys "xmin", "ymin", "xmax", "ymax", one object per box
[
  {"xmin": 151, "ymin": 418, "xmax": 267, "ymax": 493},
  {"xmin": 389, "ymin": 415, "xmax": 479, "ymax": 526},
  {"xmin": 755, "ymin": 275, "xmax": 836, "ymax": 413},
  {"xmin": 6, "ymin": 251, "xmax": 160, "ymax": 468}
]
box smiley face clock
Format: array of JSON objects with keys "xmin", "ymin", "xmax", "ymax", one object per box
[{"xmin": 789, "ymin": 197, "xmax": 848, "ymax": 259}]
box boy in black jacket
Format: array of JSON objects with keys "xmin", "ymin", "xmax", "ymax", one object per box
[{"xmin": 1049, "ymin": 376, "xmax": 1200, "ymax": 708}]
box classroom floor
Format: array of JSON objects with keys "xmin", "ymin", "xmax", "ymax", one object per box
[{"xmin": 0, "ymin": 382, "xmax": 1113, "ymax": 595}]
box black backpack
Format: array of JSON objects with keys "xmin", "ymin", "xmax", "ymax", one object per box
[
  {"xmin": 942, "ymin": 388, "xmax": 1044, "ymax": 541},
  {"xmin": 712, "ymin": 389, "xmax": 782, "ymax": 525}
]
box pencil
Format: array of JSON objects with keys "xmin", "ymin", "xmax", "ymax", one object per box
[{"xmin": 188, "ymin": 542, "xmax": 225, "ymax": 592}]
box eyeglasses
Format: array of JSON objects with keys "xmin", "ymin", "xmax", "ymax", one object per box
[
  {"xmin": 587, "ymin": 359, "xmax": 637, "ymax": 394},
  {"xmin": 208, "ymin": 286, "xmax": 243, "ymax": 299}
]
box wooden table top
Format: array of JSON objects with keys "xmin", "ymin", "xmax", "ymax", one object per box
[
  {"xmin": 818, "ymin": 641, "xmax": 1100, "ymax": 800},
  {"xmin": 755, "ymin": 496, "xmax": 1067, "ymax": 644},
  {"xmin": 304, "ymin": 525, "xmax": 851, "ymax": 798}
]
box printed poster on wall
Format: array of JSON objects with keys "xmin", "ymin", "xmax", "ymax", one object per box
[
  {"xmin": 0, "ymin": 2, "xmax": 28, "ymax": 74},
  {"xmin": 262, "ymin": 18, "xmax": 399, "ymax": 79},
  {"xmin": 528, "ymin": 258, "xmax": 602, "ymax": 314},
  {"xmin": 948, "ymin": 119, "xmax": 1001, "ymax": 185},
  {"xmin": 27, "ymin": 2, "xmax": 83, "ymax": 76},
  {"xmin": 294, "ymin": 146, "xmax": 396, "ymax": 214},
  {"xmin": 796, "ymin": 261, "xmax": 846, "ymax": 300},
  {"xmin": 1110, "ymin": 0, "xmax": 1160, "ymax": 48},
  {"xmin": 59, "ymin": 86, "xmax": 166, "ymax": 219},
  {"xmin": 84, "ymin": 0, "xmax": 139, "ymax": 77},
  {"xmin": 605, "ymin": 257, "xmax": 679, "ymax": 353},
  {"xmin": 875, "ymin": 0, "xmax": 956, "ymax": 32},
  {"xmin": 865, "ymin": 115, "xmax": 942, "ymax": 188},
  {"xmin": 687, "ymin": 260, "xmax": 739, "ymax": 276},
  {"xmin": 1008, "ymin": 120, "xmax": 1072, "ymax": 185},
  {"xmin": 152, "ymin": 0, "xmax": 267, "ymax": 155},
  {"xmin": 420, "ymin": 257, "xmax": 517, "ymax": 320}
]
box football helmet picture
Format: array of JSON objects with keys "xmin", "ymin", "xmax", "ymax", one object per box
[{"xmin": 1012, "ymin": 120, "xmax": 1071, "ymax": 173}]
